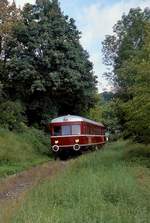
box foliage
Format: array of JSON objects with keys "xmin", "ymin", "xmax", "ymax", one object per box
[
  {"xmin": 0, "ymin": 0, "xmax": 97, "ymax": 127},
  {"xmin": 86, "ymin": 93, "xmax": 103, "ymax": 122},
  {"xmin": 87, "ymin": 104, "xmax": 103, "ymax": 122},
  {"xmin": 102, "ymin": 100, "xmax": 121, "ymax": 138},
  {"xmin": 86, "ymin": 92, "xmax": 120, "ymax": 140},
  {"xmin": 101, "ymin": 91, "xmax": 114, "ymax": 103},
  {"xmin": 0, "ymin": 127, "xmax": 51, "ymax": 177},
  {"xmin": 0, "ymin": 100, "xmax": 26, "ymax": 131},
  {"xmin": 10, "ymin": 141, "xmax": 150, "ymax": 223},
  {"xmin": 124, "ymin": 142, "xmax": 150, "ymax": 167},
  {"xmin": 102, "ymin": 8, "xmax": 150, "ymax": 143},
  {"xmin": 0, "ymin": 0, "xmax": 20, "ymax": 80},
  {"xmin": 0, "ymin": 81, "xmax": 3, "ymax": 102}
]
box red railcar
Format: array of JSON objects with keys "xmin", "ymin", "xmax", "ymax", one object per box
[{"xmin": 49, "ymin": 115, "xmax": 106, "ymax": 155}]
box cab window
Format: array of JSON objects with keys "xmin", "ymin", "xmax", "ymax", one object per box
[{"xmin": 54, "ymin": 126, "xmax": 61, "ymax": 136}]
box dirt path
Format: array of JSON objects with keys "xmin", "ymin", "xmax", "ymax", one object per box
[{"xmin": 0, "ymin": 161, "xmax": 68, "ymax": 201}]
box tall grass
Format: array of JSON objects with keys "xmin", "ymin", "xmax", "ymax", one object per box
[
  {"xmin": 11, "ymin": 141, "xmax": 150, "ymax": 223},
  {"xmin": 0, "ymin": 128, "xmax": 51, "ymax": 177}
]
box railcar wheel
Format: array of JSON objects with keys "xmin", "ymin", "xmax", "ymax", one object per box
[{"xmin": 73, "ymin": 144, "xmax": 80, "ymax": 151}]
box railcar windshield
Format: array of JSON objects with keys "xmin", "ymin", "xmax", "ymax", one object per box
[
  {"xmin": 53, "ymin": 125, "xmax": 80, "ymax": 136},
  {"xmin": 54, "ymin": 126, "xmax": 61, "ymax": 136},
  {"xmin": 62, "ymin": 126, "xmax": 71, "ymax": 135}
]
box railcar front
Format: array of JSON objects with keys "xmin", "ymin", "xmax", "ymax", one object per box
[
  {"xmin": 50, "ymin": 121, "xmax": 82, "ymax": 153},
  {"xmin": 49, "ymin": 115, "xmax": 106, "ymax": 156}
]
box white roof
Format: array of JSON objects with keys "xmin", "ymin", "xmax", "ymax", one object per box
[{"xmin": 51, "ymin": 115, "xmax": 104, "ymax": 127}]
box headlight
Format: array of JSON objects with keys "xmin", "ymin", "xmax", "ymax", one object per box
[
  {"xmin": 55, "ymin": 140, "xmax": 59, "ymax": 144},
  {"xmin": 75, "ymin": 139, "xmax": 79, "ymax": 143}
]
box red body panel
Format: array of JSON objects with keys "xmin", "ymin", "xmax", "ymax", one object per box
[
  {"xmin": 51, "ymin": 135, "xmax": 105, "ymax": 148},
  {"xmin": 50, "ymin": 120, "xmax": 106, "ymax": 151}
]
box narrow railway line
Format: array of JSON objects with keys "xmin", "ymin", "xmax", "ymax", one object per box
[
  {"xmin": 0, "ymin": 147, "xmax": 98, "ymax": 202},
  {"xmin": 0, "ymin": 160, "xmax": 68, "ymax": 202}
]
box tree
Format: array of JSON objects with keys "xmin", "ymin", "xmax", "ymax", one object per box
[
  {"xmin": 86, "ymin": 94, "xmax": 103, "ymax": 122},
  {"xmin": 102, "ymin": 8, "xmax": 150, "ymax": 143},
  {"xmin": 0, "ymin": 100, "xmax": 26, "ymax": 131},
  {"xmin": 0, "ymin": 0, "xmax": 20, "ymax": 72},
  {"xmin": 119, "ymin": 25, "xmax": 150, "ymax": 143},
  {"xmin": 0, "ymin": 81, "xmax": 3, "ymax": 102},
  {"xmin": 86, "ymin": 92, "xmax": 120, "ymax": 140},
  {"xmin": 5, "ymin": 0, "xmax": 96, "ymax": 125},
  {"xmin": 0, "ymin": 0, "xmax": 20, "ymax": 101}
]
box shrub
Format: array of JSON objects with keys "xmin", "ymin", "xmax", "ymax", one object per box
[
  {"xmin": 0, "ymin": 100, "xmax": 26, "ymax": 131},
  {"xmin": 124, "ymin": 143, "xmax": 150, "ymax": 167},
  {"xmin": 0, "ymin": 127, "xmax": 50, "ymax": 163}
]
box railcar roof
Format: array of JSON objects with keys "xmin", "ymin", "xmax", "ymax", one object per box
[{"xmin": 51, "ymin": 115, "xmax": 104, "ymax": 127}]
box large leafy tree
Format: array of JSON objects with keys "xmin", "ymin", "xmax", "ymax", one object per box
[
  {"xmin": 0, "ymin": 0, "xmax": 20, "ymax": 102},
  {"xmin": 0, "ymin": 0, "xmax": 20, "ymax": 63},
  {"xmin": 4, "ymin": 0, "xmax": 96, "ymax": 125},
  {"xmin": 119, "ymin": 26, "xmax": 150, "ymax": 143},
  {"xmin": 102, "ymin": 8, "xmax": 150, "ymax": 143}
]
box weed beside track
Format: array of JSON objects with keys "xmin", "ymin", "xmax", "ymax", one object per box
[{"xmin": 8, "ymin": 141, "xmax": 150, "ymax": 223}]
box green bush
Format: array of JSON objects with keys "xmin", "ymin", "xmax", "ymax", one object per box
[
  {"xmin": 0, "ymin": 127, "xmax": 50, "ymax": 163},
  {"xmin": 0, "ymin": 127, "xmax": 51, "ymax": 176},
  {"xmin": 0, "ymin": 100, "xmax": 26, "ymax": 131},
  {"xmin": 124, "ymin": 143, "xmax": 150, "ymax": 168}
]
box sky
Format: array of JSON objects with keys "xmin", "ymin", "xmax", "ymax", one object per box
[{"xmin": 13, "ymin": 0, "xmax": 150, "ymax": 92}]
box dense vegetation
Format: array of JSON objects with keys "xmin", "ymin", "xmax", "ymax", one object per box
[
  {"xmin": 0, "ymin": 1, "xmax": 149, "ymax": 178},
  {"xmin": 0, "ymin": 0, "xmax": 97, "ymax": 127},
  {"xmin": 0, "ymin": 3, "xmax": 149, "ymax": 222},
  {"xmin": 0, "ymin": 127, "xmax": 50, "ymax": 177},
  {"xmin": 0, "ymin": 0, "xmax": 97, "ymax": 174},
  {"xmin": 8, "ymin": 141, "xmax": 150, "ymax": 223},
  {"xmin": 0, "ymin": 1, "xmax": 149, "ymax": 138},
  {"xmin": 102, "ymin": 8, "xmax": 150, "ymax": 143},
  {"xmin": 87, "ymin": 91, "xmax": 120, "ymax": 139}
]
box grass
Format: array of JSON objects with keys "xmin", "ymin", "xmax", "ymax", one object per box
[
  {"xmin": 0, "ymin": 127, "xmax": 51, "ymax": 177},
  {"xmin": 10, "ymin": 140, "xmax": 150, "ymax": 223}
]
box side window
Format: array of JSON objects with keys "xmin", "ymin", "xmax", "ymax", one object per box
[
  {"xmin": 100, "ymin": 128, "xmax": 101, "ymax": 135},
  {"xmin": 72, "ymin": 125, "xmax": 80, "ymax": 135},
  {"xmin": 62, "ymin": 126, "xmax": 71, "ymax": 135},
  {"xmin": 102, "ymin": 128, "xmax": 104, "ymax": 135},
  {"xmin": 87, "ymin": 125, "xmax": 89, "ymax": 134},
  {"xmin": 85, "ymin": 124, "xmax": 88, "ymax": 134},
  {"xmin": 54, "ymin": 126, "xmax": 61, "ymax": 136},
  {"xmin": 83, "ymin": 124, "xmax": 86, "ymax": 134}
]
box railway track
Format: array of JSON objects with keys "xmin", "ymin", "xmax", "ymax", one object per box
[
  {"xmin": 0, "ymin": 160, "xmax": 68, "ymax": 202},
  {"xmin": 0, "ymin": 147, "xmax": 98, "ymax": 202}
]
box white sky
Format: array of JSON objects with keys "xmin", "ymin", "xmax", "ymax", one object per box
[{"xmin": 11, "ymin": 0, "xmax": 150, "ymax": 92}]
